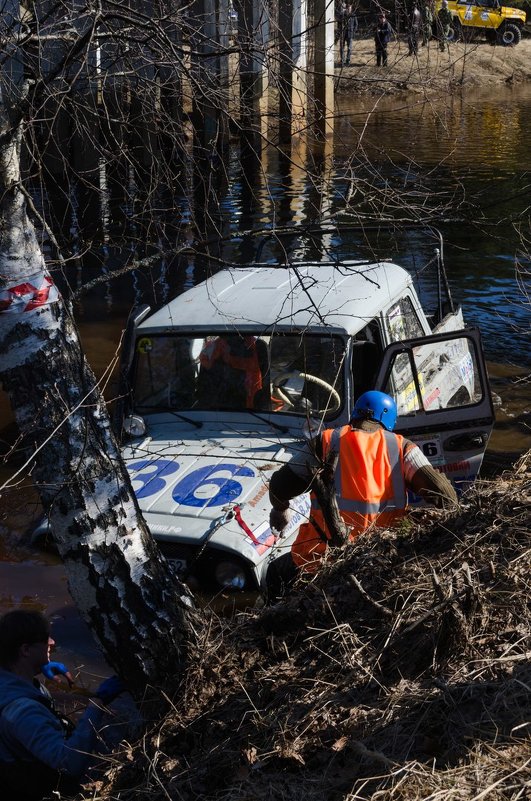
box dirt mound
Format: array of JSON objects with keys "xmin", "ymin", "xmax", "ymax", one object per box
[
  {"xmin": 334, "ymin": 36, "xmax": 531, "ymax": 95},
  {"xmin": 94, "ymin": 452, "xmax": 530, "ymax": 800}
]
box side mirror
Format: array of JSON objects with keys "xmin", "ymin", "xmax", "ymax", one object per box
[{"xmin": 122, "ymin": 414, "xmax": 147, "ymax": 439}]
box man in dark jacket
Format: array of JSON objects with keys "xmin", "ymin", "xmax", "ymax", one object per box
[
  {"xmin": 374, "ymin": 12, "xmax": 393, "ymax": 66},
  {"xmin": 267, "ymin": 391, "xmax": 457, "ymax": 595},
  {"xmin": 0, "ymin": 610, "xmax": 125, "ymax": 801},
  {"xmin": 339, "ymin": 3, "xmax": 358, "ymax": 66}
]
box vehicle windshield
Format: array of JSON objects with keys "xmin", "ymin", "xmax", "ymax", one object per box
[{"xmin": 132, "ymin": 333, "xmax": 346, "ymax": 418}]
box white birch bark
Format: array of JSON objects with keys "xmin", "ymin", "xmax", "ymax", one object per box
[{"xmin": 0, "ymin": 77, "xmax": 200, "ymax": 701}]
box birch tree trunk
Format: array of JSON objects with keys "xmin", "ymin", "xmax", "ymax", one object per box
[{"xmin": 0, "ymin": 102, "xmax": 200, "ymax": 702}]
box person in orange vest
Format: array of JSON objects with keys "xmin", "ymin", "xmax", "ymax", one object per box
[
  {"xmin": 267, "ymin": 390, "xmax": 457, "ymax": 594},
  {"xmin": 198, "ymin": 335, "xmax": 264, "ymax": 409}
]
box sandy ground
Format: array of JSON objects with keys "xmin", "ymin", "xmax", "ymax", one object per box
[{"xmin": 335, "ymin": 34, "xmax": 531, "ymax": 94}]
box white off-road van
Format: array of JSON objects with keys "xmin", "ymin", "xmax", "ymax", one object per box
[{"xmin": 116, "ymin": 229, "xmax": 494, "ymax": 593}]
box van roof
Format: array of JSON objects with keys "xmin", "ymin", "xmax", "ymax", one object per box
[{"xmin": 139, "ymin": 261, "xmax": 413, "ymax": 336}]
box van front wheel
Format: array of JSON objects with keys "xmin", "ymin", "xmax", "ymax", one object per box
[{"xmin": 496, "ymin": 23, "xmax": 521, "ymax": 46}]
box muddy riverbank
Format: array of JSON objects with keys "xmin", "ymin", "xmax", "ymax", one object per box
[{"xmin": 90, "ymin": 449, "xmax": 531, "ymax": 801}]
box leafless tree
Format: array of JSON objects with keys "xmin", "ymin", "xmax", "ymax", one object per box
[
  {"xmin": 0, "ymin": 0, "xmax": 501, "ymax": 699},
  {"xmin": 0, "ymin": 0, "xmax": 210, "ymax": 701}
]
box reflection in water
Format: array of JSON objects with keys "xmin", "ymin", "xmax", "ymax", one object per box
[{"xmin": 335, "ymin": 85, "xmax": 531, "ymax": 171}]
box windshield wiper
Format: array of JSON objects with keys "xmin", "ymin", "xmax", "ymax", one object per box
[{"xmin": 169, "ymin": 411, "xmax": 203, "ymax": 429}]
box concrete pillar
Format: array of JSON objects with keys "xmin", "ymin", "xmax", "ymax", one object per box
[
  {"xmin": 191, "ymin": 0, "xmax": 230, "ymax": 239},
  {"xmin": 238, "ymin": 0, "xmax": 270, "ymax": 156},
  {"xmin": 313, "ymin": 0, "xmax": 335, "ymax": 140},
  {"xmin": 278, "ymin": 0, "xmax": 309, "ymax": 144},
  {"xmin": 191, "ymin": 0, "xmax": 230, "ymax": 155},
  {"xmin": 0, "ymin": 0, "xmax": 25, "ymax": 105}
]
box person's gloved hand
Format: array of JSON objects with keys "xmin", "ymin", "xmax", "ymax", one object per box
[
  {"xmin": 41, "ymin": 661, "xmax": 74, "ymax": 687},
  {"xmin": 95, "ymin": 675, "xmax": 125, "ymax": 705},
  {"xmin": 270, "ymin": 507, "xmax": 292, "ymax": 535}
]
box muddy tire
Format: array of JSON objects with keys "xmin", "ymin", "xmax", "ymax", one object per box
[
  {"xmin": 496, "ymin": 23, "xmax": 522, "ymax": 46},
  {"xmin": 446, "ymin": 19, "xmax": 462, "ymax": 42}
]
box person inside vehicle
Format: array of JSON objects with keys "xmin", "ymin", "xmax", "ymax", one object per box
[
  {"xmin": 267, "ymin": 390, "xmax": 457, "ymax": 594},
  {"xmin": 0, "ymin": 609, "xmax": 126, "ymax": 801},
  {"xmin": 197, "ymin": 334, "xmax": 268, "ymax": 409}
]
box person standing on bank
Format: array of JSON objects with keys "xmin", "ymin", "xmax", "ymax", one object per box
[
  {"xmin": 335, "ymin": 0, "xmax": 347, "ymax": 45},
  {"xmin": 408, "ymin": 3, "xmax": 422, "ymax": 55},
  {"xmin": 437, "ymin": 0, "xmax": 453, "ymax": 50},
  {"xmin": 0, "ymin": 610, "xmax": 126, "ymax": 801},
  {"xmin": 374, "ymin": 12, "xmax": 392, "ymax": 67},
  {"xmin": 267, "ymin": 391, "xmax": 457, "ymax": 593},
  {"xmin": 421, "ymin": 0, "xmax": 434, "ymax": 45},
  {"xmin": 339, "ymin": 3, "xmax": 359, "ymax": 66}
]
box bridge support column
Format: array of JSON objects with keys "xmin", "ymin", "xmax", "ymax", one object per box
[
  {"xmin": 239, "ymin": 0, "xmax": 270, "ymax": 156},
  {"xmin": 191, "ymin": 0, "xmax": 230, "ymax": 157},
  {"xmin": 313, "ymin": 0, "xmax": 335, "ymax": 139},
  {"xmin": 191, "ymin": 0, "xmax": 230, "ymax": 240},
  {"xmin": 278, "ymin": 0, "xmax": 309, "ymax": 144}
]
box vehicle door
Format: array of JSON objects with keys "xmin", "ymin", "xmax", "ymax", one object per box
[
  {"xmin": 457, "ymin": 0, "xmax": 497, "ymax": 30},
  {"xmin": 374, "ymin": 328, "xmax": 494, "ymax": 494}
]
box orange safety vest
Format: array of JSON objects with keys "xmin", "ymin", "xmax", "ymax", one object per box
[
  {"xmin": 200, "ymin": 337, "xmax": 262, "ymax": 407},
  {"xmin": 292, "ymin": 425, "xmax": 408, "ymax": 571}
]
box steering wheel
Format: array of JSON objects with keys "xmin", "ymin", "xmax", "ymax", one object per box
[{"xmin": 272, "ymin": 372, "xmax": 341, "ymax": 414}]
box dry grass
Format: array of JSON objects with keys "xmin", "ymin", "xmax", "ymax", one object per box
[
  {"xmin": 86, "ymin": 451, "xmax": 530, "ymax": 800},
  {"xmin": 334, "ymin": 36, "xmax": 531, "ymax": 96}
]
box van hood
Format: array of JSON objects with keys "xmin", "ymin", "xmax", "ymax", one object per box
[{"xmin": 121, "ymin": 413, "xmax": 310, "ymax": 563}]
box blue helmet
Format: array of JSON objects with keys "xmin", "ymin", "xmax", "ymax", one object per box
[{"xmin": 351, "ymin": 391, "xmax": 397, "ymax": 431}]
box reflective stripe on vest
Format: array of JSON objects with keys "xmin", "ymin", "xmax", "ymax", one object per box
[{"xmin": 291, "ymin": 425, "xmax": 408, "ymax": 571}]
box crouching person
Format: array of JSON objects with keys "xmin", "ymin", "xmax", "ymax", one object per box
[
  {"xmin": 267, "ymin": 391, "xmax": 457, "ymax": 598},
  {"xmin": 0, "ymin": 609, "xmax": 126, "ymax": 801}
]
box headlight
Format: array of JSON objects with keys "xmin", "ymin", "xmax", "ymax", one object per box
[
  {"xmin": 123, "ymin": 415, "xmax": 146, "ymax": 438},
  {"xmin": 214, "ymin": 560, "xmax": 247, "ymax": 590}
]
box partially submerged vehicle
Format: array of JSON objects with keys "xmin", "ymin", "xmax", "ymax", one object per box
[{"xmin": 115, "ymin": 227, "xmax": 495, "ymax": 594}]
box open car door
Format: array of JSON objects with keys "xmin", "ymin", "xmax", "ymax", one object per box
[{"xmin": 374, "ymin": 328, "xmax": 494, "ymax": 494}]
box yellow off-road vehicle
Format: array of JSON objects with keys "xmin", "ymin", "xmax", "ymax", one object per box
[{"xmin": 436, "ymin": 0, "xmax": 526, "ymax": 45}]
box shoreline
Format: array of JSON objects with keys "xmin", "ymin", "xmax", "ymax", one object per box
[{"xmin": 334, "ymin": 35, "xmax": 531, "ymax": 95}]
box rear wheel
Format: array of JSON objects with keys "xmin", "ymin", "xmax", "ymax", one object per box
[
  {"xmin": 496, "ymin": 23, "xmax": 522, "ymax": 46},
  {"xmin": 446, "ymin": 19, "xmax": 462, "ymax": 42}
]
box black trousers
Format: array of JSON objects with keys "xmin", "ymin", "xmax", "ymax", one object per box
[{"xmin": 376, "ymin": 44, "xmax": 388, "ymax": 66}]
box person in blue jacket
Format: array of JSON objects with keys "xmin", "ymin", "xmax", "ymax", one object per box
[{"xmin": 0, "ymin": 609, "xmax": 125, "ymax": 801}]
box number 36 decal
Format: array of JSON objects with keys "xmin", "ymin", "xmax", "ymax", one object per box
[{"xmin": 128, "ymin": 459, "xmax": 254, "ymax": 507}]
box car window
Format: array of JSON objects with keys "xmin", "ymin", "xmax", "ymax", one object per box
[
  {"xmin": 383, "ymin": 335, "xmax": 483, "ymax": 415},
  {"xmin": 133, "ymin": 333, "xmax": 346, "ymax": 418},
  {"xmin": 386, "ymin": 296, "xmax": 424, "ymax": 342}
]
